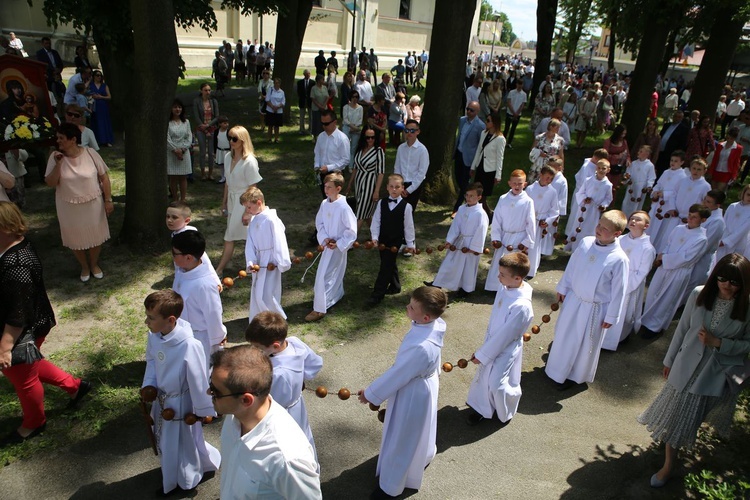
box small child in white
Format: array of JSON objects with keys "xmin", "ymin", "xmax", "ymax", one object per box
[
  {"xmin": 245, "ymin": 311, "xmax": 323, "ymax": 460},
  {"xmin": 546, "ymin": 210, "xmax": 629, "ymax": 389},
  {"xmin": 621, "ymin": 145, "xmax": 656, "ymax": 216},
  {"xmin": 524, "ymin": 165, "xmax": 559, "ymax": 278},
  {"xmin": 242, "ymin": 187, "xmax": 291, "ymax": 321},
  {"xmin": 166, "ymin": 201, "xmax": 219, "ymax": 291},
  {"xmin": 647, "ymin": 151, "xmax": 687, "ymax": 253},
  {"xmin": 639, "ymin": 204, "xmax": 709, "ymax": 339},
  {"xmin": 485, "ymin": 170, "xmax": 536, "ymax": 291},
  {"xmin": 602, "ymin": 211, "xmax": 656, "ymax": 350},
  {"xmin": 305, "ymin": 172, "xmax": 357, "ymax": 322},
  {"xmin": 655, "ymin": 157, "xmax": 711, "ymax": 254},
  {"xmin": 142, "ymin": 290, "xmax": 220, "ymax": 496},
  {"xmin": 171, "ymin": 230, "xmax": 226, "ymax": 367},
  {"xmin": 213, "ymin": 116, "xmax": 230, "ymax": 183},
  {"xmin": 466, "ymin": 252, "xmax": 534, "ymax": 426},
  {"xmin": 358, "ymin": 286, "xmax": 447, "ymax": 499},
  {"xmin": 683, "ymin": 190, "xmax": 726, "ymax": 302},
  {"xmin": 544, "ymin": 156, "xmax": 568, "ymax": 257},
  {"xmin": 564, "ymin": 148, "xmax": 608, "ymax": 238},
  {"xmin": 714, "ymin": 184, "xmax": 750, "ymax": 264},
  {"xmin": 426, "ymin": 182, "xmax": 489, "ymax": 297},
  {"xmin": 565, "ymin": 159, "xmax": 613, "ymax": 252}
]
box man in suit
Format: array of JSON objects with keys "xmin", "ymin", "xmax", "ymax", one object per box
[
  {"xmin": 376, "ymin": 73, "xmax": 395, "ymax": 116},
  {"xmin": 656, "ymin": 110, "xmax": 690, "ymax": 178},
  {"xmin": 452, "ymin": 101, "xmax": 485, "ymax": 215},
  {"xmin": 36, "ymin": 37, "xmax": 64, "ymax": 90},
  {"xmin": 297, "ymin": 69, "xmax": 313, "ymax": 135}
]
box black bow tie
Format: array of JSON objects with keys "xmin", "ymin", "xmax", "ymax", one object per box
[{"xmin": 389, "ymin": 198, "xmax": 399, "ymax": 203}]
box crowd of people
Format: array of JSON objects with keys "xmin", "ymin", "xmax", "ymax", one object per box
[{"xmin": 2, "ymin": 35, "xmax": 750, "ymax": 499}]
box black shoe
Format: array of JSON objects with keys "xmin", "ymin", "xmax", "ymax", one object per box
[
  {"xmin": 67, "ymin": 380, "xmax": 92, "ymax": 409},
  {"xmin": 498, "ymin": 418, "xmax": 512, "ymax": 429},
  {"xmin": 0, "ymin": 422, "xmax": 46, "ymax": 447},
  {"xmin": 366, "ymin": 296, "xmax": 383, "ymax": 306},
  {"xmin": 423, "ymin": 281, "xmax": 436, "ymax": 287},
  {"xmin": 466, "ymin": 409, "xmax": 485, "ymax": 426},
  {"xmin": 455, "ymin": 289, "xmax": 470, "ymax": 298},
  {"xmin": 385, "ymin": 287, "xmax": 400, "ymax": 295},
  {"xmin": 639, "ymin": 327, "xmax": 661, "ymax": 340},
  {"xmin": 370, "ymin": 486, "xmax": 397, "ymax": 499},
  {"xmin": 556, "ymin": 379, "xmax": 577, "ymax": 391}
]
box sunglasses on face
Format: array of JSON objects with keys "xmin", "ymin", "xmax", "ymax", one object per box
[
  {"xmin": 466, "ymin": 107, "xmax": 476, "ymax": 112},
  {"xmin": 207, "ymin": 383, "xmax": 247, "ymax": 399},
  {"xmin": 67, "ymin": 112, "xmax": 81, "ymax": 118},
  {"xmin": 228, "ymin": 136, "xmax": 239, "ymax": 142},
  {"xmin": 717, "ymin": 276, "xmax": 741, "ymax": 287},
  {"xmin": 404, "ymin": 128, "xmax": 418, "ymax": 133},
  {"xmin": 321, "ymin": 120, "xmax": 334, "ymax": 126}
]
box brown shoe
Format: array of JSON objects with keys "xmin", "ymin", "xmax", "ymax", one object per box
[{"xmin": 305, "ymin": 311, "xmax": 326, "ymax": 322}]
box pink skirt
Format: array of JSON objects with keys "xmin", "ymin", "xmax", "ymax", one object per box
[{"xmin": 56, "ymin": 195, "xmax": 110, "ymax": 250}]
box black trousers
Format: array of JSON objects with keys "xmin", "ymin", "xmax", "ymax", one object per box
[
  {"xmin": 372, "ymin": 239, "xmax": 401, "ymax": 298},
  {"xmin": 453, "ymin": 154, "xmax": 472, "ymax": 212},
  {"xmin": 403, "ymin": 182, "xmax": 422, "ymax": 211},
  {"xmin": 504, "ymin": 113, "xmax": 520, "ymax": 145}
]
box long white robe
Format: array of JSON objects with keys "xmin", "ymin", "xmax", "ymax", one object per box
[
  {"xmin": 525, "ymin": 182, "xmax": 559, "ymax": 277},
  {"xmin": 245, "ymin": 208, "xmax": 292, "ymax": 321},
  {"xmin": 545, "ymin": 236, "xmax": 629, "ymax": 384},
  {"xmin": 269, "ymin": 337, "xmax": 323, "ymax": 461},
  {"xmin": 714, "ymin": 201, "xmax": 750, "ymax": 264},
  {"xmin": 602, "ymin": 233, "xmax": 655, "ymax": 350},
  {"xmin": 485, "ymin": 191, "xmax": 535, "ymax": 291},
  {"xmin": 641, "ymin": 224, "xmax": 707, "ymax": 332},
  {"xmin": 654, "ymin": 176, "xmax": 711, "ymax": 254},
  {"xmin": 544, "ymin": 171, "xmax": 568, "ymax": 255},
  {"xmin": 313, "ymin": 196, "xmax": 357, "ymax": 314},
  {"xmin": 647, "ymin": 168, "xmax": 687, "ymax": 253},
  {"xmin": 565, "ymin": 175, "xmax": 613, "ymax": 252},
  {"xmin": 684, "ymin": 208, "xmax": 725, "ymax": 303},
  {"xmin": 467, "ymin": 283, "xmax": 534, "ymax": 421},
  {"xmin": 142, "ymin": 319, "xmax": 221, "ymax": 493},
  {"xmin": 564, "ymin": 158, "xmax": 596, "ymax": 237},
  {"xmin": 432, "ymin": 203, "xmax": 489, "ymax": 292},
  {"xmin": 620, "ymin": 159, "xmax": 656, "ymax": 216},
  {"xmin": 364, "ymin": 318, "xmax": 445, "ymax": 497},
  {"xmin": 172, "ymin": 261, "xmax": 226, "ymax": 367}
]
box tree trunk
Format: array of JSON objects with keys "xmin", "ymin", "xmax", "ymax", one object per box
[
  {"xmin": 689, "ymin": 8, "xmax": 748, "ymax": 124},
  {"xmin": 274, "ymin": 0, "xmax": 313, "ymax": 124},
  {"xmin": 532, "ymin": 0, "xmax": 558, "ymax": 105},
  {"xmin": 620, "ymin": 9, "xmax": 672, "ymax": 146},
  {"xmin": 420, "ymin": 0, "xmax": 478, "ymax": 203},
  {"xmin": 658, "ymin": 28, "xmax": 679, "ymax": 78},
  {"xmin": 606, "ymin": 10, "xmax": 616, "ymax": 71},
  {"xmin": 114, "ymin": 0, "xmax": 180, "ymax": 247}
]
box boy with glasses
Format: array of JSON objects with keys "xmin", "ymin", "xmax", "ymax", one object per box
[
  {"xmin": 142, "ymin": 290, "xmax": 220, "ymax": 496},
  {"xmin": 212, "ymin": 345, "xmax": 321, "ymax": 499}
]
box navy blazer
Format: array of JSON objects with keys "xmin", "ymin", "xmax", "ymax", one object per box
[
  {"xmin": 36, "ymin": 48, "xmax": 64, "ymax": 80},
  {"xmin": 297, "ymin": 77, "xmax": 313, "ymax": 108}
]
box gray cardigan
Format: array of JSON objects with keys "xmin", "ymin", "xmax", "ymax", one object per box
[
  {"xmin": 192, "ymin": 96, "xmax": 220, "ymax": 129},
  {"xmin": 664, "ymin": 286, "xmax": 750, "ymax": 397}
]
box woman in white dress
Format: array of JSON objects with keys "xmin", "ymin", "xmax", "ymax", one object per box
[
  {"xmin": 166, "ymin": 99, "xmax": 192, "ymax": 202},
  {"xmin": 215, "ymin": 126, "xmax": 262, "ymax": 275}
]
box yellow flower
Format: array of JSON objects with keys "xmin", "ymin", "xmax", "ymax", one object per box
[
  {"xmin": 15, "ymin": 127, "xmax": 32, "ymax": 139},
  {"xmin": 12, "ymin": 115, "xmax": 30, "ymax": 125}
]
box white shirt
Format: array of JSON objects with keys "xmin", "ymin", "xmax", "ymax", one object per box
[
  {"xmin": 394, "ymin": 139, "xmax": 429, "ymax": 193},
  {"xmin": 534, "ymin": 118, "xmax": 571, "ymax": 146},
  {"xmin": 506, "ymin": 89, "xmax": 527, "ymax": 115},
  {"xmin": 220, "ymin": 400, "xmax": 321, "ymax": 500},
  {"xmin": 727, "ymin": 98, "xmax": 745, "ymax": 116},
  {"xmin": 313, "ymin": 128, "xmax": 350, "ymax": 172},
  {"xmin": 265, "ymin": 87, "xmax": 285, "ymax": 114},
  {"xmin": 465, "ymin": 85, "xmax": 480, "ymax": 104},
  {"xmin": 353, "ymin": 79, "xmax": 373, "ymax": 104},
  {"xmin": 370, "ymin": 197, "xmax": 416, "ymax": 248}
]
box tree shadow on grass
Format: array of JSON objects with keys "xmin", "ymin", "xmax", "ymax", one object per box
[{"xmin": 557, "ymin": 441, "xmax": 695, "ymax": 499}]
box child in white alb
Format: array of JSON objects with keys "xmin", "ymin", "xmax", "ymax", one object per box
[
  {"xmin": 620, "ymin": 145, "xmax": 656, "ymax": 216},
  {"xmin": 524, "ymin": 165, "xmax": 559, "ymax": 278},
  {"xmin": 564, "ymin": 159, "xmax": 613, "ymax": 252}
]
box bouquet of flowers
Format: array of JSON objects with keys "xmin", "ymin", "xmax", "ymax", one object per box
[{"xmin": 3, "ymin": 114, "xmax": 55, "ymax": 149}]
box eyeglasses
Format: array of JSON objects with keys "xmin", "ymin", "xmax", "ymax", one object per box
[
  {"xmin": 228, "ymin": 135, "xmax": 239, "ymax": 142},
  {"xmin": 208, "ymin": 383, "xmax": 247, "ymax": 400},
  {"xmin": 365, "ymin": 135, "xmax": 376, "ymax": 139},
  {"xmin": 717, "ymin": 276, "xmax": 741, "ymax": 287},
  {"xmin": 405, "ymin": 128, "xmax": 418, "ymax": 133},
  {"xmin": 320, "ymin": 120, "xmax": 334, "ymax": 126},
  {"xmin": 66, "ymin": 112, "xmax": 81, "ymax": 118},
  {"xmin": 466, "ymin": 107, "xmax": 476, "ymax": 113}
]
